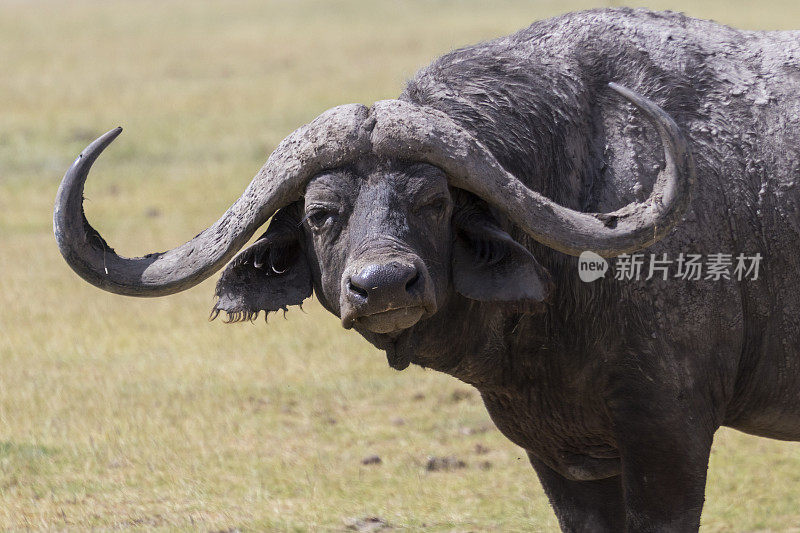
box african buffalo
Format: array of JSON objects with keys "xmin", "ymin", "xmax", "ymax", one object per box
[{"xmin": 54, "ymin": 8, "xmax": 800, "ymax": 532}]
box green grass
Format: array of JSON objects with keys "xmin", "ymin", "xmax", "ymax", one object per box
[{"xmin": 1, "ymin": 0, "xmax": 799, "ymax": 530}]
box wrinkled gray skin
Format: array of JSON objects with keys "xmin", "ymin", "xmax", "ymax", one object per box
[{"xmin": 55, "ymin": 8, "xmax": 800, "ymax": 533}]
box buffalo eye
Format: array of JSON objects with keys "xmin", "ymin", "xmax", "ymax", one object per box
[
  {"xmin": 414, "ymin": 196, "xmax": 448, "ymax": 217},
  {"xmin": 304, "ymin": 205, "xmax": 338, "ymax": 230}
]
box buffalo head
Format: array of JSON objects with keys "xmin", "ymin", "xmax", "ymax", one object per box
[{"xmin": 54, "ymin": 85, "xmax": 694, "ymax": 367}]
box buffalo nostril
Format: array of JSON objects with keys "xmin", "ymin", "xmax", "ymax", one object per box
[
  {"xmin": 348, "ymin": 278, "xmax": 369, "ymax": 300},
  {"xmin": 405, "ymin": 271, "xmax": 421, "ymax": 293}
]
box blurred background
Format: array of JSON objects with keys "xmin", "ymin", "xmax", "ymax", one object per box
[{"xmin": 2, "ymin": 0, "xmax": 799, "ymax": 530}]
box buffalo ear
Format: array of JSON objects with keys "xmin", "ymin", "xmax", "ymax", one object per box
[
  {"xmin": 212, "ymin": 202, "xmax": 312, "ymax": 322},
  {"xmin": 452, "ymin": 204, "xmax": 552, "ymax": 313}
]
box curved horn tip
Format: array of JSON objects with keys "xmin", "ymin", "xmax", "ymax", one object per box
[
  {"xmin": 608, "ymin": 82, "xmax": 647, "ymax": 108},
  {"xmin": 91, "ymin": 126, "xmax": 123, "ymax": 145},
  {"xmin": 66, "ymin": 127, "xmax": 123, "ymax": 172},
  {"xmin": 607, "ymin": 83, "xmax": 679, "ymax": 127},
  {"xmin": 607, "ymin": 81, "xmax": 635, "ymax": 99},
  {"xmin": 54, "ymin": 127, "xmax": 124, "ymax": 260},
  {"xmin": 57, "ymin": 127, "xmax": 124, "ymax": 205},
  {"xmin": 84, "ymin": 126, "xmax": 123, "ymax": 155}
]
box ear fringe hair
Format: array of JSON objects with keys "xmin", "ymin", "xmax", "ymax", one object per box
[{"xmin": 209, "ymin": 305, "xmax": 290, "ymax": 324}]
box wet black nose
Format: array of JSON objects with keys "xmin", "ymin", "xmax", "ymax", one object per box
[{"xmin": 348, "ymin": 262, "xmax": 421, "ymax": 306}]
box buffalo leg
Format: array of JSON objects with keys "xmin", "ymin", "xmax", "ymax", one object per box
[
  {"xmin": 529, "ymin": 453, "xmax": 624, "ymax": 532},
  {"xmin": 611, "ymin": 393, "xmax": 716, "ymax": 532}
]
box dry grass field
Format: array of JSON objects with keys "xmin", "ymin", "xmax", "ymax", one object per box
[{"xmin": 1, "ymin": 0, "xmax": 800, "ymax": 530}]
